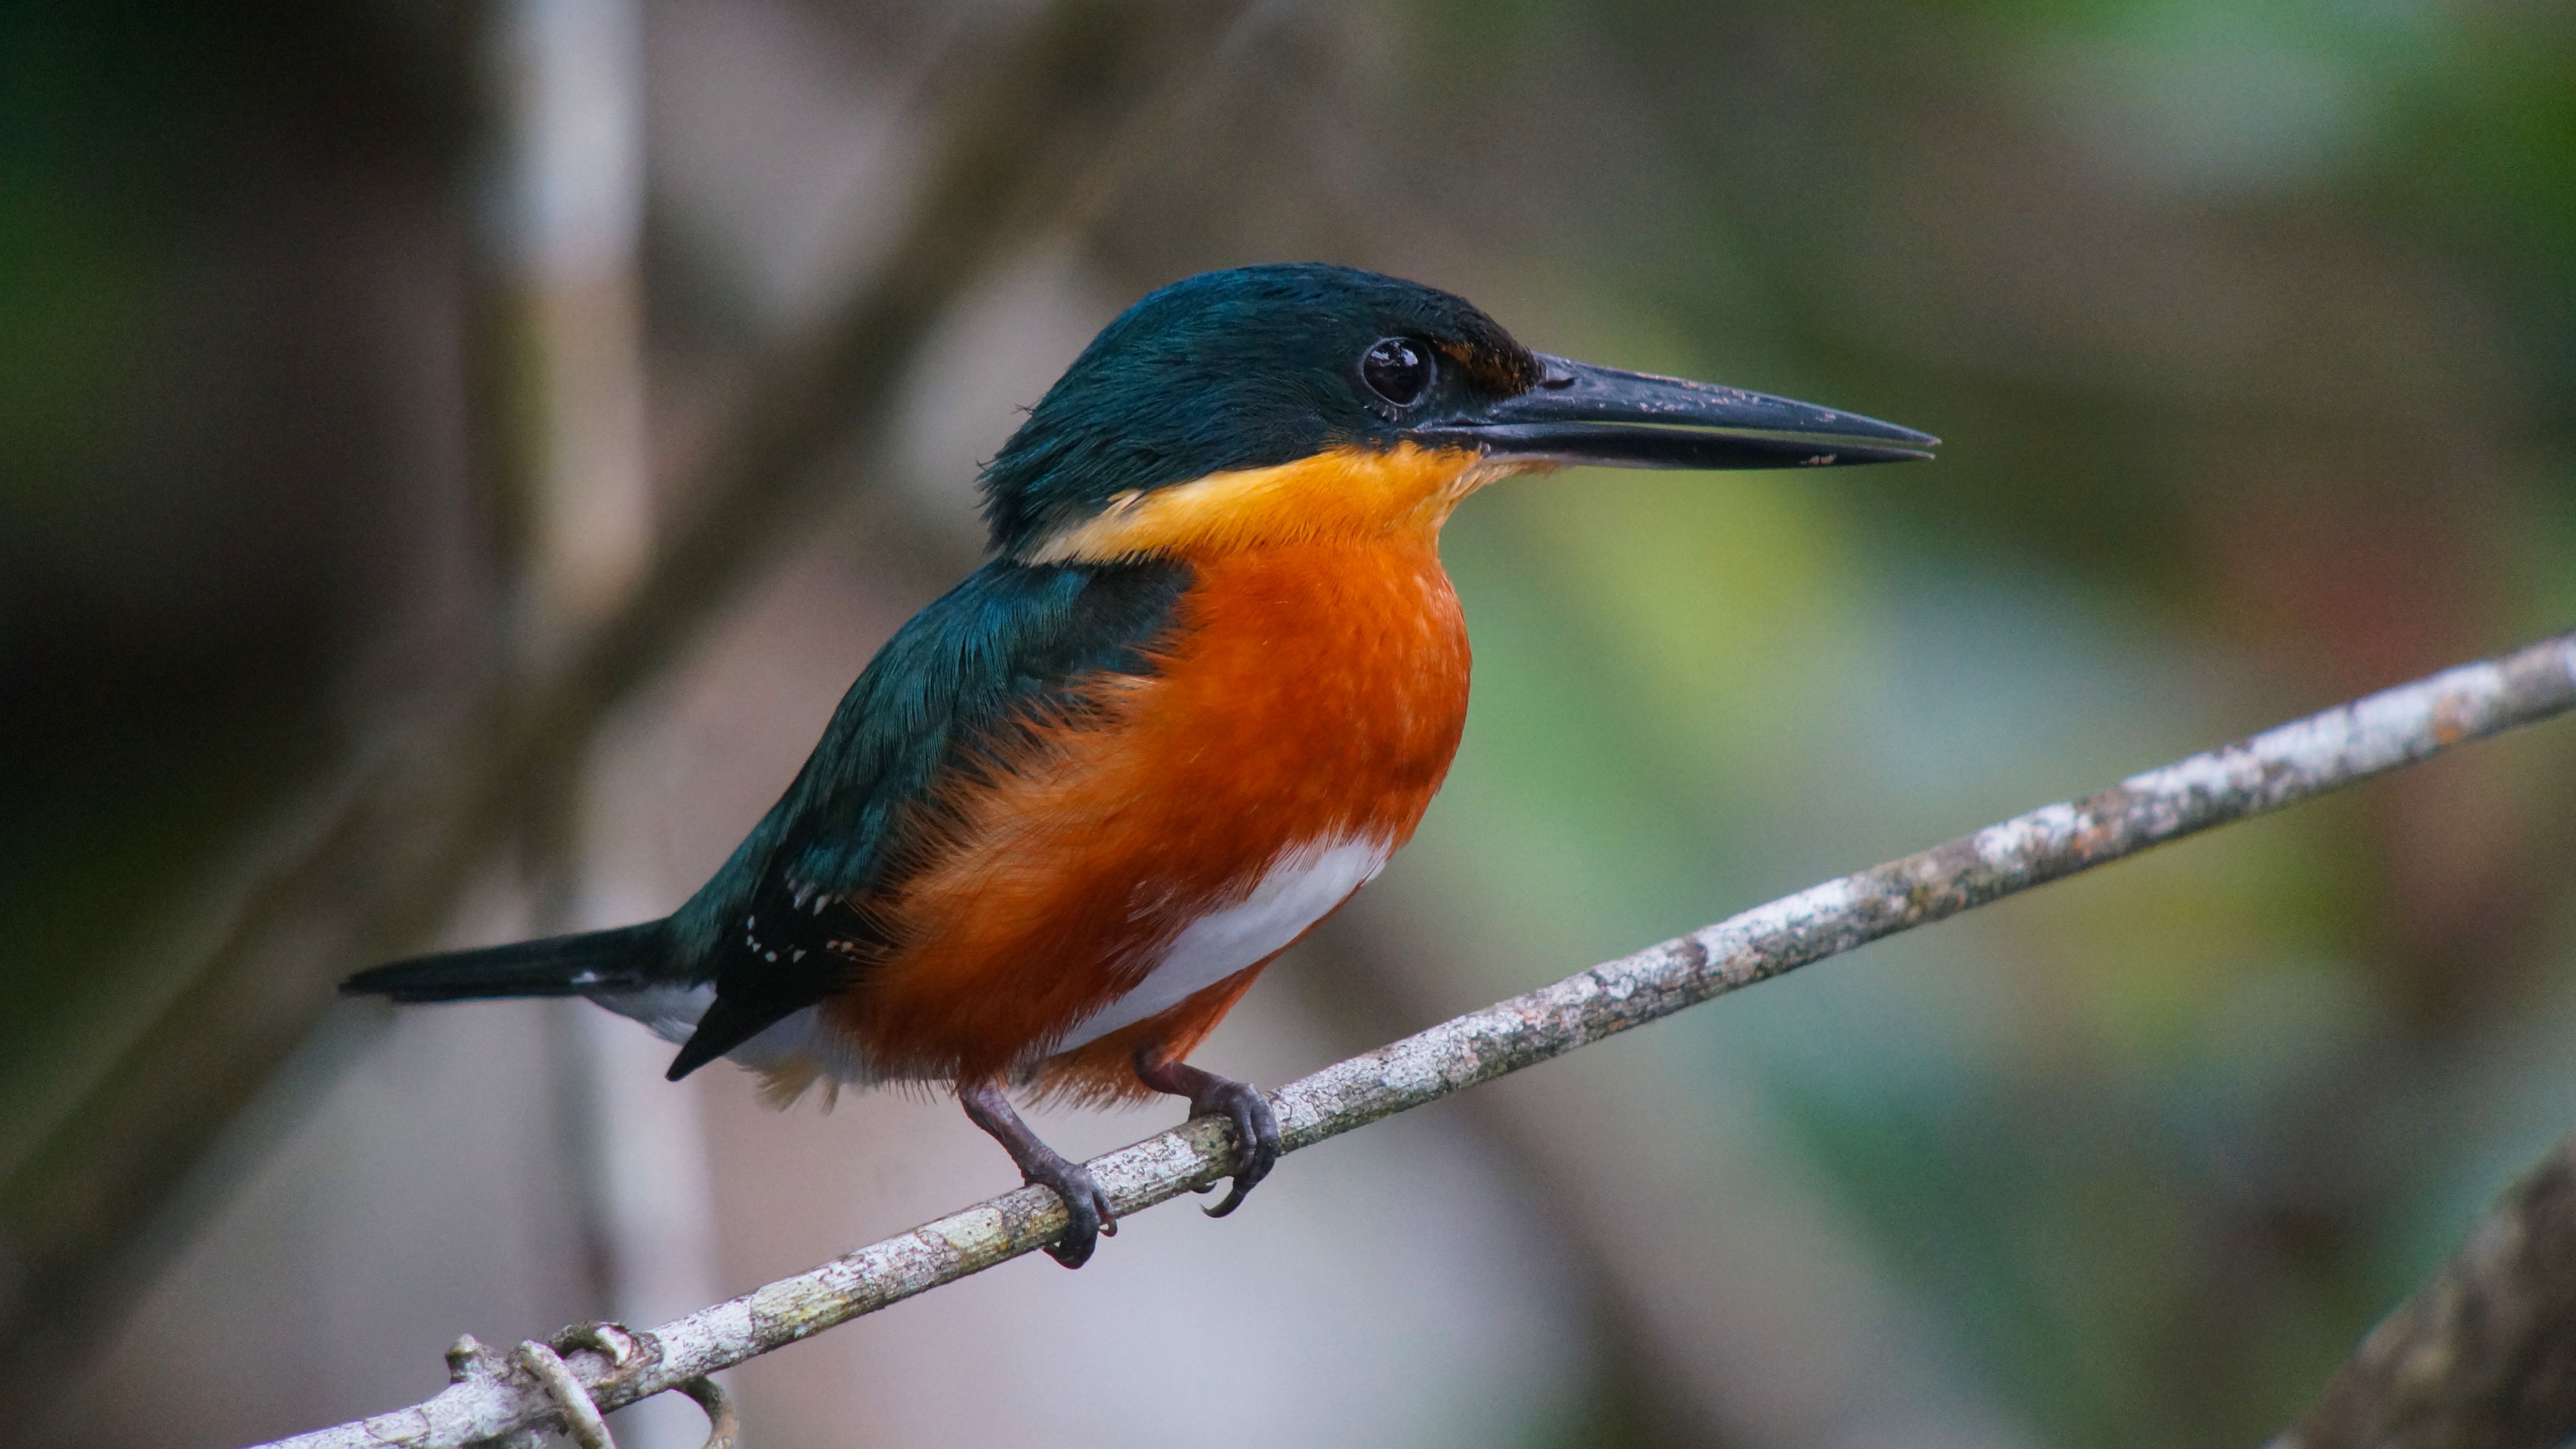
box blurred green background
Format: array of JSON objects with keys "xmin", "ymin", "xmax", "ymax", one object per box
[{"xmin": 4, "ymin": 2, "xmax": 2574, "ymax": 1446}]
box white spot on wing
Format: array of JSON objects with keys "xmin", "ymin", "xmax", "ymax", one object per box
[{"xmin": 1051, "ymin": 834, "xmax": 1393, "ymax": 1054}]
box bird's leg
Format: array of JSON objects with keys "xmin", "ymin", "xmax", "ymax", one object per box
[
  {"xmin": 959, "ymin": 1078, "xmax": 1114, "ymax": 1268},
  {"xmin": 1132, "ymin": 1050, "xmax": 1279, "ymax": 1218}
]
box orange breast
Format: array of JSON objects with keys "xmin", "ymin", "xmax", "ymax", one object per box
[{"xmin": 817, "ymin": 536, "xmax": 1470, "ymax": 1094}]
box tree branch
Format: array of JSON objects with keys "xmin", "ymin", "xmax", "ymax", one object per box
[
  {"xmin": 2275, "ymin": 1123, "xmax": 2576, "ymax": 1449},
  {"xmin": 244, "ymin": 630, "xmax": 2576, "ymax": 1449}
]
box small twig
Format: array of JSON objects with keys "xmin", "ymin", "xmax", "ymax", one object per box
[
  {"xmin": 676, "ymin": 1375, "xmax": 738, "ymax": 1449},
  {"xmin": 245, "ymin": 629, "xmax": 2576, "ymax": 1449},
  {"xmin": 512, "ymin": 1341, "xmax": 613, "ymax": 1449},
  {"xmin": 2274, "ymin": 1123, "xmax": 2576, "ymax": 1449}
]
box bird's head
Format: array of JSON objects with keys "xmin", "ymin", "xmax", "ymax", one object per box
[{"xmin": 982, "ymin": 263, "xmax": 1934, "ymax": 564}]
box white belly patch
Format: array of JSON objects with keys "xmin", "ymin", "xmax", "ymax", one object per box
[
  {"xmin": 590, "ymin": 833, "xmax": 1393, "ymax": 1086},
  {"xmin": 591, "ymin": 982, "xmax": 880, "ymax": 1086},
  {"xmin": 1050, "ymin": 833, "xmax": 1393, "ymax": 1055},
  {"xmin": 590, "ymin": 982, "xmax": 713, "ymax": 1046}
]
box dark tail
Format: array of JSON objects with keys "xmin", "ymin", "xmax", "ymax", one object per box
[{"xmin": 341, "ymin": 921, "xmax": 668, "ymax": 1002}]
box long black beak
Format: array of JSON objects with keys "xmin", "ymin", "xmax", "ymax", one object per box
[{"xmin": 1408, "ymin": 354, "xmax": 1937, "ymax": 469}]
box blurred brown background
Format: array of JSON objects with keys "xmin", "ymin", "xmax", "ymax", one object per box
[{"xmin": 4, "ymin": 1, "xmax": 2574, "ymax": 1446}]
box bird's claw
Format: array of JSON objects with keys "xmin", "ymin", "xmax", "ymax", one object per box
[
  {"xmin": 1131, "ymin": 1052, "xmax": 1281, "ymax": 1218},
  {"xmin": 1193, "ymin": 1077, "xmax": 1279, "ymax": 1219},
  {"xmin": 1024, "ymin": 1155, "xmax": 1117, "ymax": 1268}
]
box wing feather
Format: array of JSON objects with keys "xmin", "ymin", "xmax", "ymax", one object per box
[{"xmin": 660, "ymin": 557, "xmax": 1193, "ymax": 1077}]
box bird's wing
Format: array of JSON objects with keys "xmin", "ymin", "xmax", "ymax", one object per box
[{"xmin": 660, "ymin": 556, "xmax": 1195, "ymax": 1078}]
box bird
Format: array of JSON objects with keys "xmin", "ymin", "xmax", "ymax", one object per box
[{"xmin": 343, "ymin": 263, "xmax": 1934, "ymax": 1267}]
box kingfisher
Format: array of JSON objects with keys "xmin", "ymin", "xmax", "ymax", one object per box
[{"xmin": 345, "ymin": 264, "xmax": 1933, "ymax": 1266}]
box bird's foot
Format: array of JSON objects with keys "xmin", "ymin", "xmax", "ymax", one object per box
[
  {"xmin": 1133, "ymin": 1052, "xmax": 1280, "ymax": 1218},
  {"xmin": 1017, "ymin": 1149, "xmax": 1117, "ymax": 1268},
  {"xmin": 959, "ymin": 1079, "xmax": 1116, "ymax": 1267}
]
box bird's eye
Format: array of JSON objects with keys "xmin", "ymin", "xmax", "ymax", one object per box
[{"xmin": 1361, "ymin": 337, "xmax": 1433, "ymax": 406}]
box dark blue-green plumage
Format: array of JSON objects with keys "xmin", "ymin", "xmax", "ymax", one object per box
[
  {"xmin": 980, "ymin": 263, "xmax": 1536, "ymax": 555},
  {"xmin": 348, "ymin": 556, "xmax": 1194, "ymax": 1074},
  {"xmin": 651, "ymin": 556, "xmax": 1193, "ymax": 1073},
  {"xmin": 346, "ymin": 263, "xmax": 1538, "ymax": 1072}
]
